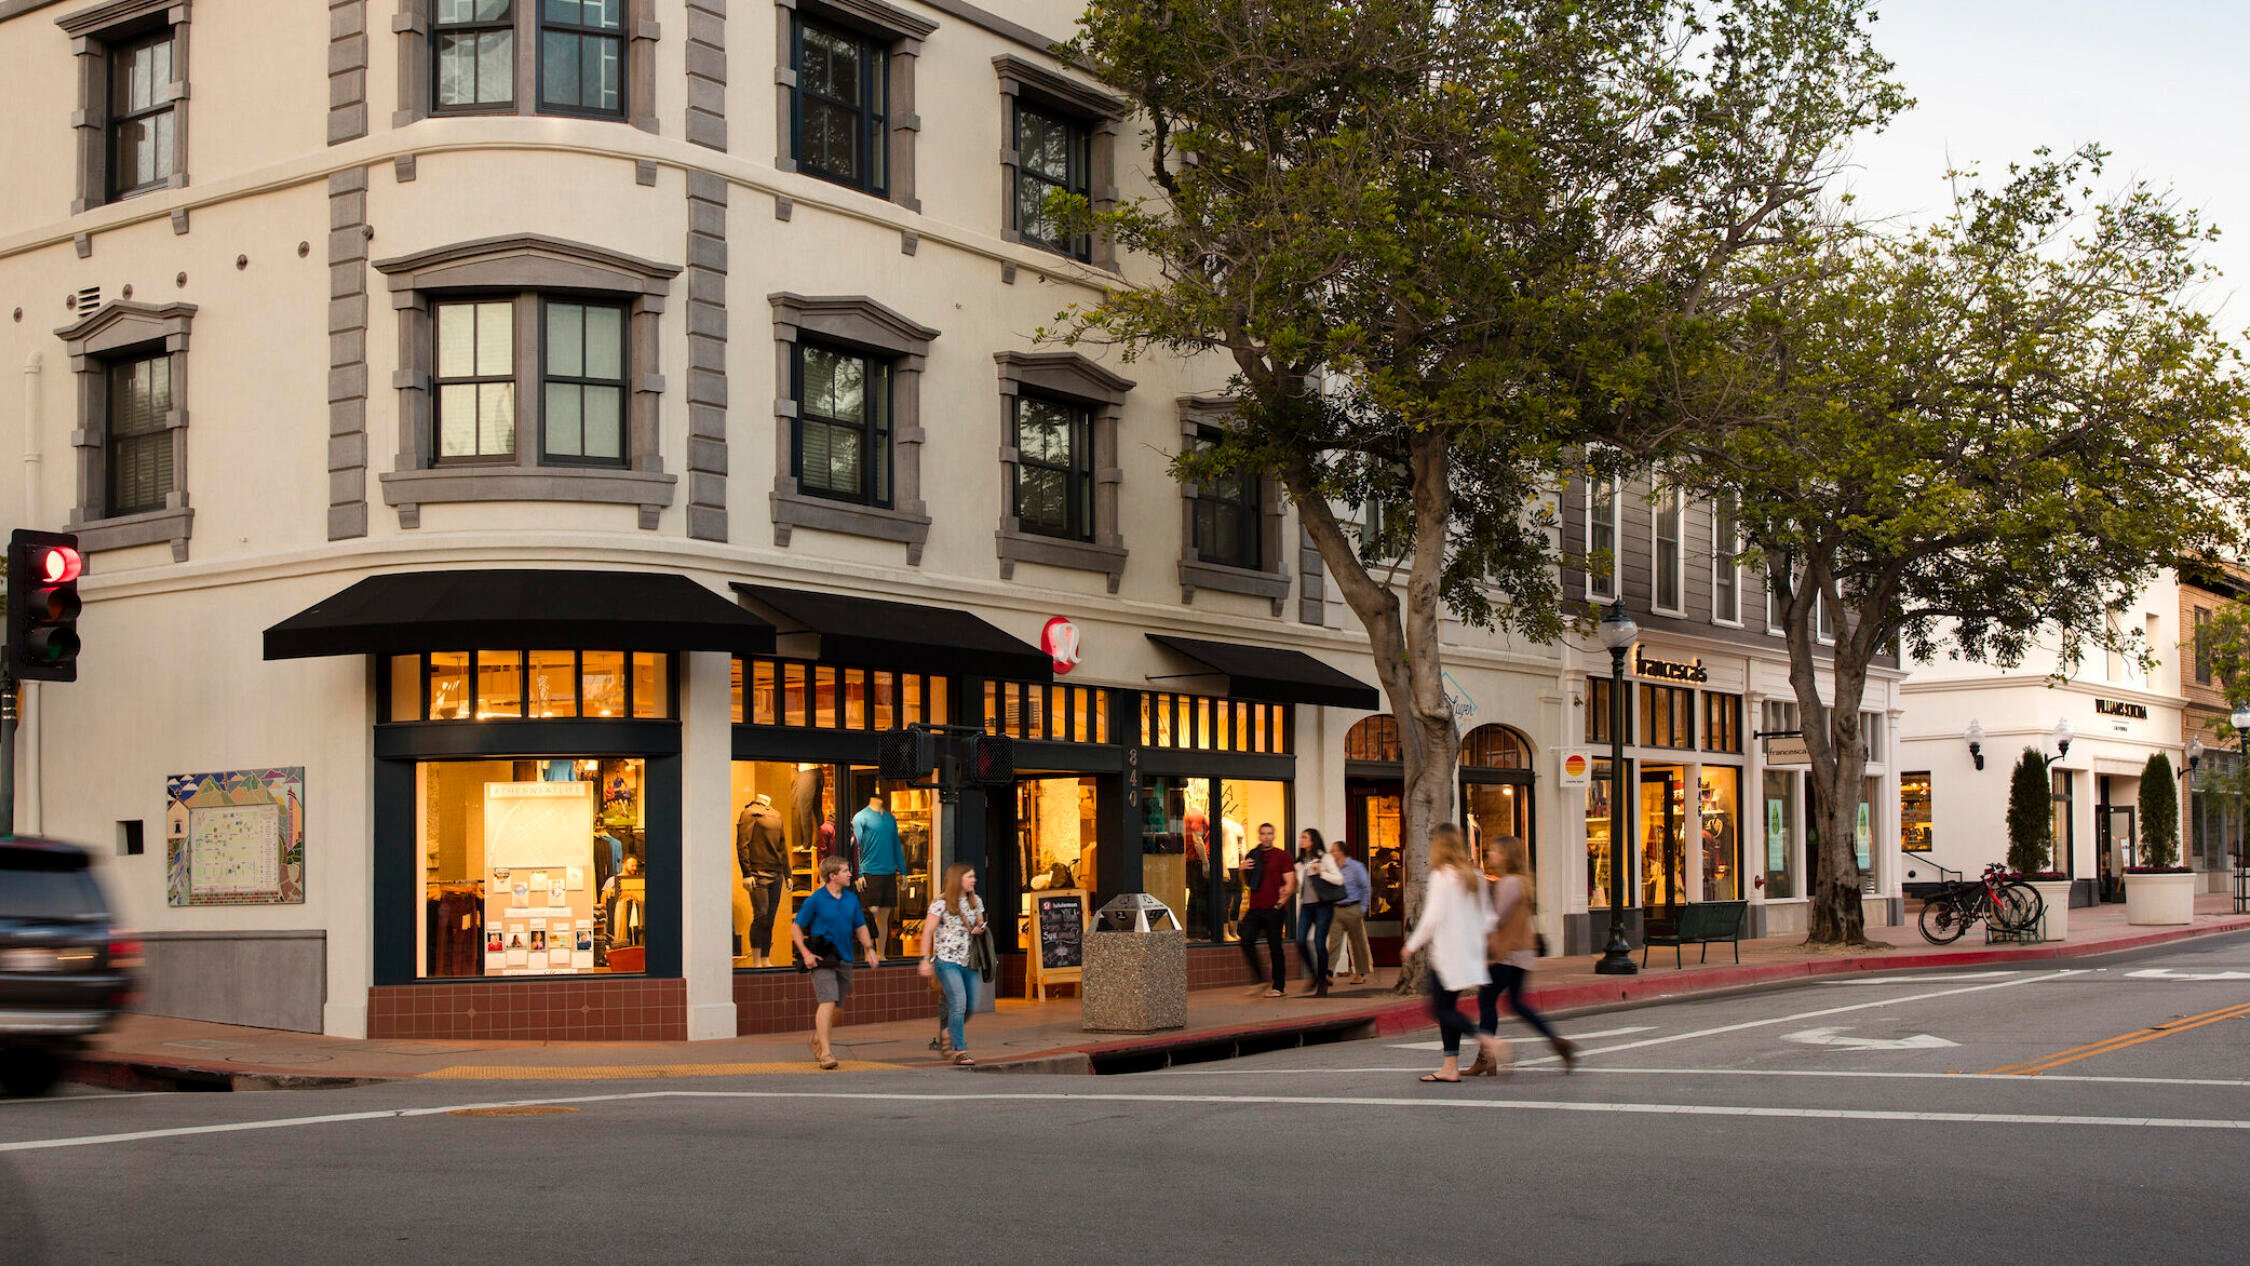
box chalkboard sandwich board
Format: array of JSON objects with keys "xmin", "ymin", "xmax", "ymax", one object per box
[{"xmin": 1028, "ymin": 889, "xmax": 1087, "ymax": 999}]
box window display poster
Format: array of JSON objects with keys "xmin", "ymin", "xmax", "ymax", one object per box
[
  {"xmin": 485, "ymin": 781, "xmax": 597, "ymax": 977},
  {"xmin": 1854, "ymin": 802, "xmax": 1872, "ymax": 872},
  {"xmin": 1766, "ymin": 800, "xmax": 1786, "ymax": 872},
  {"xmin": 166, "ymin": 767, "xmax": 306, "ymax": 906}
]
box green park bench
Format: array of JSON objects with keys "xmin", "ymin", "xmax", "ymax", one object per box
[{"xmin": 1642, "ymin": 899, "xmax": 1748, "ymax": 968}]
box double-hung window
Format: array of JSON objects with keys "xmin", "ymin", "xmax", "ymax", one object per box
[
  {"xmin": 434, "ymin": 1, "xmax": 514, "ymax": 111},
  {"xmin": 108, "ymin": 30, "xmax": 178, "ymax": 199},
  {"xmin": 1652, "ymin": 483, "xmax": 1684, "ymax": 614},
  {"xmin": 794, "ymin": 17, "xmax": 887, "ymax": 196},
  {"xmin": 541, "ymin": 300, "xmax": 628, "ymax": 465},
  {"xmin": 1713, "ymin": 492, "xmax": 1741, "ymax": 624},
  {"xmin": 539, "ymin": 0, "xmax": 625, "ymax": 116},
  {"xmin": 1587, "ymin": 475, "xmax": 1619, "ymax": 600},
  {"xmin": 105, "ymin": 354, "xmax": 173, "ymax": 517},
  {"xmin": 434, "ymin": 300, "xmax": 519, "ymax": 462},
  {"xmin": 1189, "ymin": 431, "xmax": 1260, "ymax": 570},
  {"xmin": 1015, "ymin": 395, "xmax": 1094, "ymax": 541},
  {"xmin": 793, "ymin": 343, "xmax": 892, "ymax": 506},
  {"xmin": 1014, "ymin": 100, "xmax": 1092, "ymax": 260}
]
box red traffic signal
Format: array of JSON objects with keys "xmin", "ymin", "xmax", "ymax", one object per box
[{"xmin": 8, "ymin": 529, "xmax": 83, "ymax": 682}]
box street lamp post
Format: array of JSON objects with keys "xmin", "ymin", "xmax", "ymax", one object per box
[{"xmin": 1595, "ymin": 600, "xmax": 1640, "ymax": 976}]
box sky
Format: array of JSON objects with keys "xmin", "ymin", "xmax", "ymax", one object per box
[{"xmin": 1838, "ymin": 0, "xmax": 2250, "ymax": 328}]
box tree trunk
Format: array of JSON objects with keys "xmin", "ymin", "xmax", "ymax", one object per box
[
  {"xmin": 1787, "ymin": 573, "xmax": 1884, "ymax": 947},
  {"xmin": 1284, "ymin": 429, "xmax": 1461, "ymax": 993}
]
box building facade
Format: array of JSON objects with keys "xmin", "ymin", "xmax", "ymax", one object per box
[
  {"xmin": 1553, "ymin": 474, "xmax": 1908, "ymax": 953},
  {"xmin": 2179, "ymin": 563, "xmax": 2246, "ymax": 891},
  {"xmin": 0, "ymin": 0, "xmax": 1576, "ymax": 1040}
]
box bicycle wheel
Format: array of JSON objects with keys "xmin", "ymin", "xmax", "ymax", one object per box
[
  {"xmin": 1994, "ymin": 882, "xmax": 2044, "ymax": 933},
  {"xmin": 1918, "ymin": 896, "xmax": 1968, "ymax": 944}
]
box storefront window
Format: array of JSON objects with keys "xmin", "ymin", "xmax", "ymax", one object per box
[
  {"xmin": 1586, "ymin": 759, "xmax": 1619, "ymax": 908},
  {"xmin": 1017, "ymin": 773, "xmax": 1098, "ymax": 904},
  {"xmin": 1141, "ymin": 775, "xmax": 1199, "ymax": 938},
  {"xmin": 583, "ymin": 652, "xmax": 626, "ymax": 717},
  {"xmin": 390, "ymin": 654, "xmax": 423, "ymax": 722},
  {"xmin": 847, "ymin": 766, "xmax": 934, "ymax": 958},
  {"xmin": 732, "ymin": 658, "xmax": 950, "ymax": 731},
  {"xmin": 430, "ymin": 651, "xmax": 470, "ymax": 720},
  {"xmin": 1361, "ymin": 785, "xmax": 1404, "ymax": 924},
  {"xmin": 529, "ymin": 651, "xmax": 575, "ymax": 717},
  {"xmin": 1857, "ymin": 776, "xmax": 1878, "ymax": 888},
  {"xmin": 1218, "ymin": 779, "xmax": 1287, "ymax": 942},
  {"xmin": 1698, "ymin": 767, "xmax": 1741, "ymax": 900},
  {"xmin": 1142, "ymin": 692, "xmax": 1289, "ymax": 754},
  {"xmin": 1638, "ymin": 684, "xmax": 1694, "ymax": 749},
  {"xmin": 417, "ymin": 757, "xmax": 648, "ymax": 978},
  {"xmin": 1762, "ymin": 769, "xmax": 1798, "ymax": 898},
  {"xmin": 1900, "ymin": 772, "xmax": 1933, "ymax": 854},
  {"xmin": 1703, "ymin": 692, "xmax": 1742, "ymax": 754},
  {"xmin": 477, "ymin": 651, "xmax": 523, "ymax": 718},
  {"xmin": 1640, "ymin": 765, "xmax": 1689, "ymax": 912},
  {"xmin": 632, "ymin": 653, "xmax": 668, "ymax": 718}
]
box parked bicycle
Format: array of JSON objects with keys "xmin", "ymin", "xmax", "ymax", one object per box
[{"xmin": 1917, "ymin": 863, "xmax": 2046, "ymax": 944}]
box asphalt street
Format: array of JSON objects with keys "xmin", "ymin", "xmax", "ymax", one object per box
[{"xmin": 3, "ymin": 933, "xmax": 2248, "ymax": 1265}]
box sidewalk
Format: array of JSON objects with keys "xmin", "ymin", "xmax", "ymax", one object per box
[{"xmin": 71, "ymin": 893, "xmax": 2250, "ymax": 1091}]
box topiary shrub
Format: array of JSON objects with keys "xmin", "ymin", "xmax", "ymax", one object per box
[
  {"xmin": 2005, "ymin": 748, "xmax": 2056, "ymax": 876},
  {"xmin": 2138, "ymin": 752, "xmax": 2180, "ymax": 870}
]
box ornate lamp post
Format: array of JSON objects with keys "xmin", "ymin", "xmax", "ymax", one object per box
[{"xmin": 1595, "ymin": 599, "xmax": 1640, "ymax": 976}]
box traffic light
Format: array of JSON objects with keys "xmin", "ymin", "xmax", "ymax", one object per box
[
  {"xmin": 7, "ymin": 530, "xmax": 83, "ymax": 682},
  {"xmin": 876, "ymin": 727, "xmax": 937, "ymax": 780},
  {"xmin": 966, "ymin": 733, "xmax": 1015, "ymax": 785}
]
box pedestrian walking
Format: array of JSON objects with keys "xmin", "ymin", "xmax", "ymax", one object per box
[
  {"xmin": 791, "ymin": 855, "xmax": 880, "ymax": 1070},
  {"xmin": 919, "ymin": 862, "xmax": 988, "ymax": 1066},
  {"xmin": 1402, "ymin": 823, "xmax": 1502, "ymax": 1083},
  {"xmin": 1237, "ymin": 822, "xmax": 1295, "ymax": 998},
  {"xmin": 1466, "ymin": 835, "xmax": 1578, "ymax": 1076},
  {"xmin": 1325, "ymin": 838, "xmax": 1375, "ymax": 986},
  {"xmin": 1294, "ymin": 829, "xmax": 1344, "ymax": 996}
]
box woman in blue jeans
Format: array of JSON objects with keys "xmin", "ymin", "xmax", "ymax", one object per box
[
  {"xmin": 919, "ymin": 863, "xmax": 987, "ymax": 1066},
  {"xmin": 1294, "ymin": 829, "xmax": 1342, "ymax": 996}
]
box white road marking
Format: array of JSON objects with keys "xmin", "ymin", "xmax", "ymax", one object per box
[
  {"xmin": 1521, "ymin": 969, "xmax": 2084, "ymax": 1066},
  {"xmin": 0, "ymin": 1091, "xmax": 166, "ymax": 1108},
  {"xmin": 1387, "ymin": 1025, "xmax": 1653, "ymax": 1052},
  {"xmin": 2126, "ymin": 968, "xmax": 2250, "ymax": 982},
  {"xmin": 0, "ymin": 1092, "xmax": 665, "ymax": 1153},
  {"xmin": 1782, "ymin": 1026, "xmax": 1957, "ymax": 1051},
  {"xmin": 1147, "ymin": 1067, "xmax": 2250, "ymax": 1088}
]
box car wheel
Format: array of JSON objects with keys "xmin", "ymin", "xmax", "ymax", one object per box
[{"xmin": 0, "ymin": 1051, "xmax": 64, "ymax": 1099}]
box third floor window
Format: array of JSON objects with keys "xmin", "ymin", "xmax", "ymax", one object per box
[
  {"xmin": 1587, "ymin": 475, "xmax": 1619, "ymax": 601},
  {"xmin": 105, "ymin": 353, "xmax": 173, "ymax": 518},
  {"xmin": 433, "ymin": 0, "xmax": 625, "ymax": 118},
  {"xmin": 1014, "ymin": 101, "xmax": 1092, "ymax": 261},
  {"xmin": 108, "ymin": 30, "xmax": 178, "ymax": 199},
  {"xmin": 1015, "ymin": 395, "xmax": 1093, "ymax": 541},
  {"xmin": 792, "ymin": 343, "xmax": 893, "ymax": 508},
  {"xmin": 433, "ymin": 295, "xmax": 628, "ymax": 466},
  {"xmin": 1189, "ymin": 432, "xmax": 1260, "ymax": 571},
  {"xmin": 793, "ymin": 17, "xmax": 888, "ymax": 196}
]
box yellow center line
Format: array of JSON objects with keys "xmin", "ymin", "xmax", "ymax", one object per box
[{"xmin": 1985, "ymin": 1001, "xmax": 2250, "ymax": 1076}]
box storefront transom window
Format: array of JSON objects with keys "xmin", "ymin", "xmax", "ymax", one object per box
[
  {"xmin": 387, "ymin": 650, "xmax": 673, "ymax": 721},
  {"xmin": 730, "ymin": 657, "xmax": 950, "ymax": 729},
  {"xmin": 1140, "ymin": 692, "xmax": 1291, "ymax": 755}
]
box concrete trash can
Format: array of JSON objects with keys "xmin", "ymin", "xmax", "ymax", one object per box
[{"xmin": 1082, "ymin": 894, "xmax": 1188, "ymax": 1033}]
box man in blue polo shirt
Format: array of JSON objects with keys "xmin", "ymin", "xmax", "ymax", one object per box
[
  {"xmin": 851, "ymin": 792, "xmax": 904, "ymax": 956},
  {"xmin": 793, "ymin": 855, "xmax": 879, "ymax": 1069}
]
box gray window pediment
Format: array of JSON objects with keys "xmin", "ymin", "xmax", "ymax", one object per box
[
  {"xmin": 768, "ymin": 292, "xmax": 938, "ymax": 360},
  {"xmin": 992, "ymin": 351, "xmax": 1133, "ymax": 405},
  {"xmin": 55, "ymin": 299, "xmax": 195, "ymax": 359},
  {"xmin": 374, "ymin": 234, "xmax": 681, "ymax": 300}
]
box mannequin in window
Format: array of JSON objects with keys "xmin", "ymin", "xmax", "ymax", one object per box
[
  {"xmin": 852, "ymin": 791, "xmax": 904, "ymax": 955},
  {"xmin": 738, "ymin": 793, "xmax": 788, "ymax": 966},
  {"xmin": 790, "ymin": 763, "xmax": 825, "ymax": 866}
]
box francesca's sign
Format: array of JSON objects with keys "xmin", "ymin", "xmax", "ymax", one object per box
[
  {"xmin": 1764, "ymin": 734, "xmax": 1811, "ymax": 766},
  {"xmin": 1633, "ymin": 649, "xmax": 1709, "ymax": 684},
  {"xmin": 2094, "ymin": 698, "xmax": 2148, "ymax": 720},
  {"xmin": 1040, "ymin": 617, "xmax": 1082, "ymax": 675}
]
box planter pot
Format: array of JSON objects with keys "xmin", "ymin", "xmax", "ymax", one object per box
[
  {"xmin": 2027, "ymin": 880, "xmax": 2072, "ymax": 941},
  {"xmin": 2124, "ymin": 871, "xmax": 2198, "ymax": 926}
]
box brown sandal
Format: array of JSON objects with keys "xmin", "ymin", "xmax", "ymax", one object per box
[{"xmin": 952, "ymin": 1052, "xmax": 976, "ymax": 1066}]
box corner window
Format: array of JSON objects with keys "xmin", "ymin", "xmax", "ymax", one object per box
[
  {"xmin": 108, "ymin": 31, "xmax": 178, "ymax": 199},
  {"xmin": 794, "ymin": 17, "xmax": 887, "ymax": 196},
  {"xmin": 541, "ymin": 300, "xmax": 628, "ymax": 465},
  {"xmin": 434, "ymin": 0, "xmax": 515, "ymax": 111},
  {"xmin": 539, "ymin": 0, "xmax": 625, "ymax": 116},
  {"xmin": 1587, "ymin": 476, "xmax": 1619, "ymax": 601},
  {"xmin": 1014, "ymin": 100, "xmax": 1091, "ymax": 260},
  {"xmin": 434, "ymin": 300, "xmax": 519, "ymax": 462},
  {"xmin": 1653, "ymin": 483, "xmax": 1684, "ymax": 614},
  {"xmin": 104, "ymin": 353, "xmax": 173, "ymax": 518},
  {"xmin": 1015, "ymin": 395, "xmax": 1093, "ymax": 541},
  {"xmin": 1190, "ymin": 431, "xmax": 1259, "ymax": 570},
  {"xmin": 793, "ymin": 343, "xmax": 892, "ymax": 506}
]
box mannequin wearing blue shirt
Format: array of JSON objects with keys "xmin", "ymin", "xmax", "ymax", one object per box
[{"xmin": 851, "ymin": 794, "xmax": 904, "ymax": 954}]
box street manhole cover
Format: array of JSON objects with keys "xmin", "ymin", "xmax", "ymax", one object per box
[
  {"xmin": 163, "ymin": 1040, "xmax": 252, "ymax": 1052},
  {"xmin": 447, "ymin": 1106, "xmax": 581, "ymax": 1118}
]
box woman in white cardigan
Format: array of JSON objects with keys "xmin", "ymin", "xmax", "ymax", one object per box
[{"xmin": 1402, "ymin": 823, "xmax": 1502, "ymax": 1083}]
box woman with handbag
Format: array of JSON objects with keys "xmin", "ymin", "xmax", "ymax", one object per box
[
  {"xmin": 1466, "ymin": 834, "xmax": 1578, "ymax": 1076},
  {"xmin": 1403, "ymin": 824, "xmax": 1503, "ymax": 1083},
  {"xmin": 919, "ymin": 863, "xmax": 988, "ymax": 1066},
  {"xmin": 1294, "ymin": 828, "xmax": 1345, "ymax": 997}
]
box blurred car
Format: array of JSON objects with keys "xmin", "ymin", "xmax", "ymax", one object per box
[{"xmin": 0, "ymin": 837, "xmax": 137, "ymax": 1097}]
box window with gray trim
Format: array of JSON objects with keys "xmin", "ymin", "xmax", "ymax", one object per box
[
  {"xmin": 1174, "ymin": 396, "xmax": 1289, "ymax": 613},
  {"xmin": 994, "ymin": 55, "xmax": 1123, "ymax": 270},
  {"xmin": 541, "ymin": 299, "xmax": 628, "ymax": 464},
  {"xmin": 433, "ymin": 1, "xmax": 514, "ymax": 110},
  {"xmin": 1189, "ymin": 430, "xmax": 1258, "ymax": 570},
  {"xmin": 54, "ymin": 300, "xmax": 197, "ymax": 560},
  {"xmin": 1015, "ymin": 395, "xmax": 1092, "ymax": 540},
  {"xmin": 993, "ymin": 351, "xmax": 1132, "ymax": 591},
  {"xmin": 1013, "ymin": 99, "xmax": 1089, "ymax": 260},
  {"xmin": 767, "ymin": 292, "xmax": 937, "ymax": 563},
  {"xmin": 401, "ymin": 0, "xmax": 654, "ymax": 130},
  {"xmin": 793, "ymin": 342, "xmax": 891, "ymax": 505},
  {"xmin": 433, "ymin": 299, "xmax": 517, "ymax": 461},
  {"xmin": 60, "ymin": 0, "xmax": 190, "ymax": 214},
  {"xmin": 538, "ymin": 0, "xmax": 625, "ymax": 116},
  {"xmin": 773, "ymin": 0, "xmax": 931, "ymax": 211},
  {"xmin": 429, "ymin": 292, "xmax": 631, "ymax": 466}
]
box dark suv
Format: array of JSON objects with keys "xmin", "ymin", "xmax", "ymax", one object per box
[{"xmin": 0, "ymin": 837, "xmax": 137, "ymax": 1097}]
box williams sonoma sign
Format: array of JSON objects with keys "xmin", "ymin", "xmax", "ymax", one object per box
[{"xmin": 2094, "ymin": 698, "xmax": 2149, "ymax": 720}]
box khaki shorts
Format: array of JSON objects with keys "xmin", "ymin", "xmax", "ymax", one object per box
[{"xmin": 811, "ymin": 963, "xmax": 853, "ymax": 1005}]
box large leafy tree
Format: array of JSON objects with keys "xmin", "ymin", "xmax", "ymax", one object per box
[
  {"xmin": 1673, "ymin": 148, "xmax": 2250, "ymax": 945},
  {"xmin": 1055, "ymin": 0, "xmax": 1901, "ymax": 962}
]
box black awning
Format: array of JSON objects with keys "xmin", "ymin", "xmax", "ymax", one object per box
[
  {"xmin": 264, "ymin": 569, "xmax": 776, "ymax": 660},
  {"xmin": 732, "ymin": 584, "xmax": 1052, "ymax": 680},
  {"xmin": 1147, "ymin": 634, "xmax": 1381, "ymax": 710}
]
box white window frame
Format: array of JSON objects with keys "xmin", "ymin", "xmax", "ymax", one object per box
[
  {"xmin": 1816, "ymin": 588, "xmax": 1836, "ymax": 645},
  {"xmin": 1712, "ymin": 492, "xmax": 1742, "ymax": 626},
  {"xmin": 1651, "ymin": 482, "xmax": 1684, "ymax": 616},
  {"xmin": 1586, "ymin": 474, "xmax": 1620, "ymax": 601}
]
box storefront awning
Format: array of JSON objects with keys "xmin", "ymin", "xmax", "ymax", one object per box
[
  {"xmin": 1146, "ymin": 634, "xmax": 1381, "ymax": 710},
  {"xmin": 731, "ymin": 584, "xmax": 1053, "ymax": 680},
  {"xmin": 263, "ymin": 569, "xmax": 777, "ymax": 660}
]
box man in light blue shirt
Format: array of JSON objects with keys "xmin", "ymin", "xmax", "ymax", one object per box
[
  {"xmin": 851, "ymin": 793, "xmax": 904, "ymax": 954},
  {"xmin": 1327, "ymin": 839, "xmax": 1377, "ymax": 986}
]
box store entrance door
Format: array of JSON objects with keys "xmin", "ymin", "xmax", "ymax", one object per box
[
  {"xmin": 1641, "ymin": 769, "xmax": 1684, "ymax": 919},
  {"xmin": 2097, "ymin": 805, "xmax": 2136, "ymax": 903},
  {"xmin": 1346, "ymin": 777, "xmax": 1405, "ymax": 966}
]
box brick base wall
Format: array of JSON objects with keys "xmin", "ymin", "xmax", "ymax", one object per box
[
  {"xmin": 367, "ymin": 977, "xmax": 687, "ymax": 1041},
  {"xmin": 733, "ymin": 965, "xmax": 944, "ymax": 1035}
]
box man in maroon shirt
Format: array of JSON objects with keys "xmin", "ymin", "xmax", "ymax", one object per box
[{"xmin": 1238, "ymin": 823, "xmax": 1296, "ymax": 997}]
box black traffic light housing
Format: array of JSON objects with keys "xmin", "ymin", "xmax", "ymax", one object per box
[{"xmin": 7, "ymin": 529, "xmax": 83, "ymax": 682}]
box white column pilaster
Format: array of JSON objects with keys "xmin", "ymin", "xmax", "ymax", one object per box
[{"xmin": 681, "ymin": 649, "xmax": 738, "ymax": 1040}]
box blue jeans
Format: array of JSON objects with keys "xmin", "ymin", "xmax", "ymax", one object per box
[
  {"xmin": 1295, "ymin": 903, "xmax": 1334, "ymax": 984},
  {"xmin": 935, "ymin": 960, "xmax": 977, "ymax": 1053},
  {"xmin": 746, "ymin": 874, "xmax": 783, "ymax": 951}
]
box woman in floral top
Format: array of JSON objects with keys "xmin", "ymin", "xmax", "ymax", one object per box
[{"xmin": 919, "ymin": 863, "xmax": 987, "ymax": 1065}]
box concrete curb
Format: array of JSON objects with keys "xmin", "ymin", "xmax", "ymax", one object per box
[{"xmin": 64, "ymin": 1056, "xmax": 394, "ymax": 1093}]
